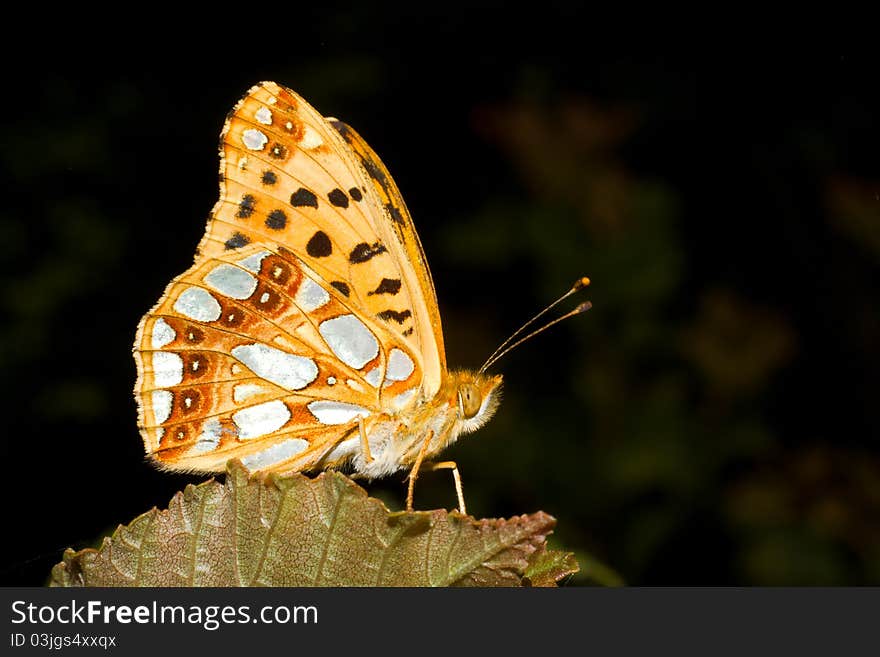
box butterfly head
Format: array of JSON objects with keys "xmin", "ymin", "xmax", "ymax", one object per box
[
  {"xmin": 441, "ymin": 278, "xmax": 592, "ymax": 446},
  {"xmin": 449, "ymin": 370, "xmax": 503, "ymax": 436}
]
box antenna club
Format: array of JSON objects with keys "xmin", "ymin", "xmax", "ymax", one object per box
[
  {"xmin": 479, "ymin": 276, "xmax": 592, "ymax": 373},
  {"xmin": 573, "ymin": 276, "xmax": 591, "ymax": 291}
]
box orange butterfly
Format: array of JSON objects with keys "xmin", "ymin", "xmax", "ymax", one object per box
[{"xmin": 133, "ymin": 81, "xmax": 588, "ymax": 513}]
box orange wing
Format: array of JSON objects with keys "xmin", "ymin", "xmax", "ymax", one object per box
[
  {"xmin": 134, "ymin": 244, "xmax": 421, "ymax": 473},
  {"xmin": 133, "ymin": 81, "xmax": 442, "ymax": 474},
  {"xmin": 200, "ymin": 82, "xmax": 444, "ymax": 393},
  {"xmin": 324, "ymin": 117, "xmax": 447, "ymax": 395}
]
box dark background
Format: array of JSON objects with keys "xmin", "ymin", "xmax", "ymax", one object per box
[{"xmin": 2, "ymin": 33, "xmax": 878, "ymax": 585}]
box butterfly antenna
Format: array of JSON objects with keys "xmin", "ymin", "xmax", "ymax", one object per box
[{"xmin": 479, "ymin": 277, "xmax": 591, "ymax": 373}]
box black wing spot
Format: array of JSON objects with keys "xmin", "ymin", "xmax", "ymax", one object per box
[
  {"xmin": 330, "ymin": 281, "xmax": 351, "ymax": 297},
  {"xmin": 224, "ymin": 232, "xmax": 250, "ymax": 250},
  {"xmin": 236, "ymin": 194, "xmax": 256, "ymax": 219},
  {"xmin": 402, "ymin": 327, "xmax": 414, "ymax": 337},
  {"xmin": 349, "ymin": 187, "xmax": 363, "ymax": 202},
  {"xmin": 329, "ymin": 119, "xmax": 350, "ymax": 138},
  {"xmin": 384, "ymin": 202, "xmax": 405, "ymax": 225},
  {"xmin": 360, "ymin": 155, "xmax": 388, "ymax": 187},
  {"xmin": 265, "ymin": 209, "xmax": 287, "ymax": 230},
  {"xmin": 349, "ymin": 242, "xmax": 387, "ymax": 264},
  {"xmin": 368, "ymin": 278, "xmax": 402, "ymax": 296},
  {"xmin": 328, "ymin": 188, "xmax": 349, "ymax": 208},
  {"xmin": 261, "ymin": 170, "xmax": 277, "ymax": 186},
  {"xmin": 290, "ymin": 188, "xmax": 318, "ymax": 208},
  {"xmin": 377, "ymin": 309, "xmax": 412, "ymax": 324},
  {"xmin": 306, "ymin": 231, "xmax": 332, "ymax": 258}
]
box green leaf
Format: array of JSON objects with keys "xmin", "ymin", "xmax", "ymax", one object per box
[
  {"xmin": 523, "ymin": 548, "xmax": 580, "ymax": 586},
  {"xmin": 51, "ymin": 461, "xmax": 576, "ymax": 587}
]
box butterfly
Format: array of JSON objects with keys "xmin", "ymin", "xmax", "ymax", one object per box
[{"xmin": 133, "ymin": 81, "xmax": 589, "ymax": 514}]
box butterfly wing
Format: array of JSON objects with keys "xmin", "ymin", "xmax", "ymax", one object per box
[
  {"xmin": 323, "ymin": 117, "xmax": 447, "ymax": 395},
  {"xmin": 134, "ymin": 244, "xmax": 423, "ymax": 473},
  {"xmin": 133, "ymin": 82, "xmax": 441, "ymax": 473},
  {"xmin": 200, "ymin": 81, "xmax": 445, "ymax": 396}
]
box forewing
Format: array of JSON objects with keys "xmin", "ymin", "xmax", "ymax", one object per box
[
  {"xmin": 325, "ymin": 118, "xmax": 447, "ymax": 394},
  {"xmin": 199, "ymin": 81, "xmax": 444, "ymax": 396}
]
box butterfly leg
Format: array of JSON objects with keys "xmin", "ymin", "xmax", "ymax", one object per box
[
  {"xmin": 405, "ymin": 430, "xmax": 434, "ymax": 512},
  {"xmin": 421, "ymin": 461, "xmax": 466, "ymax": 515},
  {"xmin": 358, "ymin": 417, "xmax": 374, "ymax": 464}
]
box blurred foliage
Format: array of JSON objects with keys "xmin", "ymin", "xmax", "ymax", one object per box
[
  {"xmin": 726, "ymin": 445, "xmax": 880, "ymax": 585},
  {"xmin": 826, "ymin": 176, "xmax": 880, "ymax": 257},
  {"xmin": 2, "ymin": 47, "xmax": 878, "ymax": 585}
]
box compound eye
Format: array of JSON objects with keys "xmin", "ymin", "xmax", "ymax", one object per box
[{"xmin": 458, "ymin": 383, "xmax": 482, "ymax": 419}]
